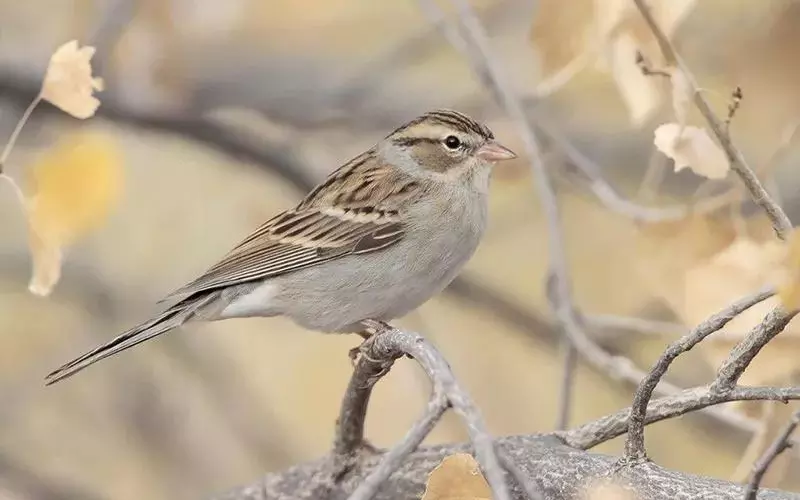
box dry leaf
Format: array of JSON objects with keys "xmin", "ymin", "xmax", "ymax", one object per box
[
  {"xmin": 529, "ymin": 0, "xmax": 595, "ymax": 75},
  {"xmin": 669, "ymin": 67, "xmax": 692, "ymax": 124},
  {"xmin": 27, "ymin": 224, "xmax": 63, "ymax": 296},
  {"xmin": 648, "ymin": 0, "xmax": 698, "ymax": 35},
  {"xmin": 25, "ymin": 132, "xmax": 123, "ymax": 295},
  {"xmin": 593, "ymin": 0, "xmax": 631, "ymax": 41},
  {"xmin": 41, "ymin": 40, "xmax": 104, "ymax": 119},
  {"xmin": 583, "ymin": 479, "xmax": 635, "ymax": 500},
  {"xmin": 609, "ymin": 33, "xmax": 661, "ymax": 126},
  {"xmin": 653, "ymin": 123, "xmax": 729, "ymax": 179},
  {"xmin": 683, "ymin": 238, "xmax": 787, "ymax": 338},
  {"xmin": 635, "ymin": 214, "xmax": 738, "ymax": 315},
  {"xmin": 421, "ymin": 453, "xmax": 491, "ymax": 500},
  {"xmin": 778, "ymin": 230, "xmax": 800, "ymax": 310},
  {"xmin": 679, "ymin": 236, "xmax": 800, "ymax": 388}
]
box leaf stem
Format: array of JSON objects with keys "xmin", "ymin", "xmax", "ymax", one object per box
[{"xmin": 0, "ymin": 93, "xmax": 42, "ymax": 174}]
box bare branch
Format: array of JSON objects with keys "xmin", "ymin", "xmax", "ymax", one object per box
[
  {"xmin": 334, "ymin": 342, "xmax": 398, "ymax": 456},
  {"xmin": 422, "ymin": 0, "xmax": 618, "ymax": 446},
  {"xmin": 711, "ymin": 308, "xmax": 798, "ymax": 393},
  {"xmin": 744, "ymin": 410, "xmax": 800, "ymax": 500},
  {"xmin": 631, "ymin": 0, "xmax": 793, "ymax": 239},
  {"xmin": 624, "ymin": 288, "xmax": 775, "ymax": 461},
  {"xmin": 214, "ymin": 432, "xmax": 800, "ymax": 500},
  {"xmin": 348, "ymin": 394, "xmax": 449, "ymax": 500},
  {"xmin": 561, "ymin": 385, "xmax": 800, "ymax": 451},
  {"xmin": 420, "ymin": 5, "xmax": 782, "ymax": 454},
  {"xmin": 333, "ymin": 325, "xmax": 522, "ymax": 500}
]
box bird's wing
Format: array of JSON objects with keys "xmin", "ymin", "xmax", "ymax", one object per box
[{"xmin": 163, "ymin": 152, "xmax": 420, "ymax": 300}]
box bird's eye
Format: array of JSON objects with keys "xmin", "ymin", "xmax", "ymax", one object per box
[{"xmin": 444, "ymin": 135, "xmax": 461, "ymax": 149}]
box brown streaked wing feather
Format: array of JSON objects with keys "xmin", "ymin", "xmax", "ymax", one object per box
[{"xmin": 162, "ymin": 152, "xmax": 418, "ymax": 300}]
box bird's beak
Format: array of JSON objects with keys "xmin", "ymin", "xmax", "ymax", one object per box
[{"xmin": 477, "ymin": 140, "xmax": 517, "ymax": 162}]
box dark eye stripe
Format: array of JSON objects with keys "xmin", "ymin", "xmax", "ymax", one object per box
[{"xmin": 393, "ymin": 137, "xmax": 440, "ymax": 147}]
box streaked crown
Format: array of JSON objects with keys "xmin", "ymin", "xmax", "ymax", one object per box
[{"xmin": 389, "ymin": 109, "xmax": 494, "ymax": 142}]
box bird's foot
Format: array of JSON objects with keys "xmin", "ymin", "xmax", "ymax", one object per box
[
  {"xmin": 348, "ymin": 319, "xmax": 393, "ymax": 368},
  {"xmin": 361, "ymin": 319, "xmax": 392, "ymax": 336}
]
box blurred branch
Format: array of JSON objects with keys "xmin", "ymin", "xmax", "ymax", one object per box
[
  {"xmin": 335, "ymin": 0, "xmax": 524, "ymax": 118},
  {"xmin": 532, "ymin": 119, "xmax": 736, "ymax": 223},
  {"xmin": 744, "ymin": 409, "xmax": 800, "ymax": 500},
  {"xmin": 0, "ymin": 453, "xmax": 105, "ymax": 500},
  {"xmin": 160, "ymin": 335, "xmax": 298, "ymax": 468},
  {"xmin": 332, "ymin": 323, "xmax": 530, "ymax": 500},
  {"xmin": 587, "ymin": 314, "xmax": 686, "ymax": 338},
  {"xmin": 420, "ymin": 0, "xmax": 783, "ymax": 448},
  {"xmin": 623, "ymin": 287, "xmax": 776, "ymax": 461},
  {"xmin": 426, "ymin": 0, "xmax": 589, "ymax": 439},
  {"xmin": 631, "ymin": 0, "xmax": 794, "ymax": 239},
  {"xmin": 0, "ymin": 74, "xmax": 316, "ymax": 191},
  {"xmin": 555, "ymin": 338, "xmax": 576, "ymax": 430}
]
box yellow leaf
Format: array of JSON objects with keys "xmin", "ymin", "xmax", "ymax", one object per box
[
  {"xmin": 25, "ymin": 132, "xmax": 123, "ymax": 296},
  {"xmin": 653, "ymin": 123, "xmax": 729, "ymax": 179},
  {"xmin": 778, "ymin": 229, "xmax": 800, "ymax": 310},
  {"xmin": 41, "ymin": 40, "xmax": 103, "ymax": 119},
  {"xmin": 421, "ymin": 453, "xmax": 491, "ymax": 500}
]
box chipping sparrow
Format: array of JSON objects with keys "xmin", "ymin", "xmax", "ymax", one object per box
[{"xmin": 45, "ymin": 109, "xmax": 516, "ymax": 385}]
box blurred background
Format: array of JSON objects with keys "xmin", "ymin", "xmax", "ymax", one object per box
[{"xmin": 2, "ymin": 0, "xmax": 800, "ymax": 498}]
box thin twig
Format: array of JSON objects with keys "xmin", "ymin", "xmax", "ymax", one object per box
[
  {"xmin": 623, "ymin": 288, "xmax": 775, "ymax": 461},
  {"xmin": 348, "ymin": 394, "xmax": 449, "ymax": 500},
  {"xmin": 337, "ymin": 325, "xmax": 520, "ymax": 500},
  {"xmin": 631, "ymin": 0, "xmax": 793, "ymax": 239},
  {"xmin": 711, "ymin": 308, "xmax": 798, "ymax": 393},
  {"xmin": 448, "ymin": 274, "xmax": 767, "ymax": 437},
  {"xmin": 497, "ymin": 448, "xmax": 545, "ymax": 500},
  {"xmin": 0, "ymin": 93, "xmax": 41, "ymax": 174},
  {"xmin": 743, "ymin": 409, "xmax": 800, "ymax": 500},
  {"xmin": 561, "ymin": 385, "xmax": 800, "ymax": 451}
]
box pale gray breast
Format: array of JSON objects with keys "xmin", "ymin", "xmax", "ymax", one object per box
[
  {"xmin": 402, "ymin": 183, "xmax": 488, "ymax": 278},
  {"xmin": 265, "ymin": 179, "xmax": 489, "ymax": 332}
]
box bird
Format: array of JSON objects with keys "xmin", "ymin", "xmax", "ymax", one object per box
[{"xmin": 45, "ymin": 109, "xmax": 516, "ymax": 385}]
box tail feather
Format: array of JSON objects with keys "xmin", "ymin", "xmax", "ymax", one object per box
[{"xmin": 45, "ymin": 293, "xmax": 217, "ymax": 385}]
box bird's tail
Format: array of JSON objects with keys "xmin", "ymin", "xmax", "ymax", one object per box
[{"xmin": 45, "ymin": 293, "xmax": 216, "ymax": 385}]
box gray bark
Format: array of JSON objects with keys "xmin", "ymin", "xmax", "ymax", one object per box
[{"xmin": 214, "ymin": 436, "xmax": 800, "ymax": 500}]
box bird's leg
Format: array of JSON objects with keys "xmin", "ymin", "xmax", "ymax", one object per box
[{"xmin": 348, "ymin": 319, "xmax": 393, "ymax": 368}]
